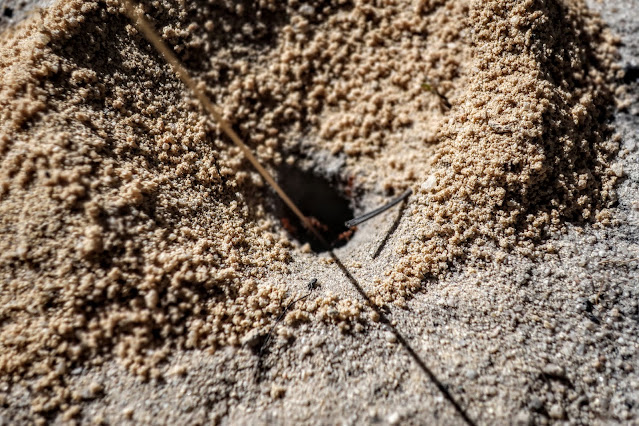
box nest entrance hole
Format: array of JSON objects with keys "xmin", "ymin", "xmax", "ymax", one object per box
[{"xmin": 275, "ymin": 165, "xmax": 355, "ymax": 253}]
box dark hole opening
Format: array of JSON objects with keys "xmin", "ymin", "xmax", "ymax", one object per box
[
  {"xmin": 275, "ymin": 165, "xmax": 355, "ymax": 252},
  {"xmin": 622, "ymin": 64, "xmax": 639, "ymax": 84},
  {"xmin": 3, "ymin": 7, "xmax": 13, "ymax": 18}
]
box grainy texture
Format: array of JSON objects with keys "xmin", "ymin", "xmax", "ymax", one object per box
[
  {"xmin": 383, "ymin": 0, "xmax": 623, "ymax": 301},
  {"xmin": 0, "ymin": 0, "xmax": 636, "ymax": 424}
]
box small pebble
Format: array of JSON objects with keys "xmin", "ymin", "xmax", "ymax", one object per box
[
  {"xmin": 270, "ymin": 384, "xmax": 286, "ymax": 399},
  {"xmin": 144, "ymin": 290, "xmax": 159, "ymax": 309},
  {"xmin": 611, "ymin": 163, "xmax": 624, "ymax": 177},
  {"xmin": 386, "ymin": 412, "xmax": 400, "ymax": 425},
  {"xmin": 123, "ymin": 406, "xmax": 134, "ymax": 419},
  {"xmin": 81, "ymin": 381, "xmax": 103, "ymax": 400},
  {"xmin": 241, "ymin": 329, "xmax": 263, "ymax": 349},
  {"xmin": 514, "ymin": 410, "xmax": 532, "ymax": 425},
  {"xmin": 421, "ymin": 175, "xmax": 437, "ymax": 192},
  {"xmin": 301, "ymin": 345, "xmax": 312, "ymax": 356},
  {"xmin": 299, "ymin": 5, "xmax": 315, "ymax": 16},
  {"xmin": 542, "ymin": 363, "xmax": 565, "ymax": 378},
  {"xmin": 548, "ymin": 404, "xmax": 565, "ymax": 419},
  {"xmin": 529, "ymin": 397, "xmax": 544, "ymax": 411}
]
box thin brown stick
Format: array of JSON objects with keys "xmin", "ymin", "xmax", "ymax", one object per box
[{"xmin": 121, "ymin": 0, "xmax": 322, "ymax": 241}]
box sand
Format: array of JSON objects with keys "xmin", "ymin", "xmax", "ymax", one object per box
[{"xmin": 0, "ymin": 0, "xmax": 637, "ymax": 423}]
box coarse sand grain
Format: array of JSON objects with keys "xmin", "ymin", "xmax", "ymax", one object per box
[{"xmin": 0, "ymin": 0, "xmax": 622, "ymax": 420}]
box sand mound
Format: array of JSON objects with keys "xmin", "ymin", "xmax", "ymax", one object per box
[
  {"xmin": 386, "ymin": 0, "xmax": 622, "ymax": 300},
  {"xmin": 0, "ymin": 0, "xmax": 620, "ymax": 418}
]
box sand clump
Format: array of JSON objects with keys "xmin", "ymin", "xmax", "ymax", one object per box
[{"xmin": 0, "ymin": 0, "xmax": 621, "ymax": 419}]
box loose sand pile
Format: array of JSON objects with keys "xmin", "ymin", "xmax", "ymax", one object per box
[
  {"xmin": 0, "ymin": 0, "xmax": 621, "ymax": 420},
  {"xmin": 385, "ymin": 0, "xmax": 623, "ymax": 300}
]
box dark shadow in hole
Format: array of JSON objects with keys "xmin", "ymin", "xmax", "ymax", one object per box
[
  {"xmin": 623, "ymin": 64, "xmax": 639, "ymax": 84},
  {"xmin": 3, "ymin": 7, "xmax": 13, "ymax": 18},
  {"xmin": 274, "ymin": 165, "xmax": 355, "ymax": 252}
]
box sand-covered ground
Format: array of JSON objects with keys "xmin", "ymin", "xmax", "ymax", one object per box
[{"xmin": 0, "ymin": 0, "xmax": 638, "ymax": 424}]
